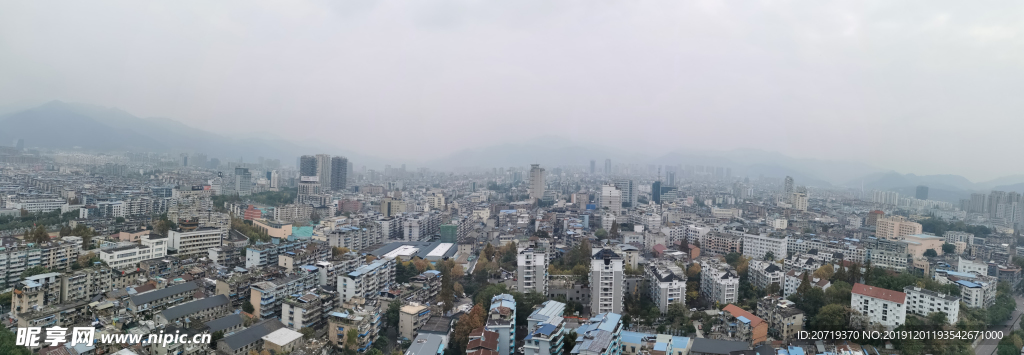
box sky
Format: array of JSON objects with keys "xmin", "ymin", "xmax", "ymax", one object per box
[{"xmin": 2, "ymin": 1, "xmax": 1024, "ymax": 181}]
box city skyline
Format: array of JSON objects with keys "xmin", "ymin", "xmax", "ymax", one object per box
[{"xmin": 4, "ymin": 2, "xmax": 1024, "ymax": 180}]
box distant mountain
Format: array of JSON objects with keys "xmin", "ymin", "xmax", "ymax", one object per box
[
  {"xmin": 0, "ymin": 101, "xmax": 382, "ymax": 166},
  {"xmin": 844, "ymin": 171, "xmax": 1024, "ymax": 203}
]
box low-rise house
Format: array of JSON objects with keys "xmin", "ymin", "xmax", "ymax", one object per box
[{"xmin": 156, "ymin": 294, "xmax": 231, "ymax": 325}]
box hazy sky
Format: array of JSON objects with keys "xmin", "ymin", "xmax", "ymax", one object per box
[{"xmin": 2, "ymin": 1, "xmax": 1024, "ymax": 180}]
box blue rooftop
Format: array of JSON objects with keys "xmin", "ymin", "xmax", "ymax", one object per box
[
  {"xmin": 788, "ymin": 346, "xmax": 805, "ymax": 355},
  {"xmin": 653, "ymin": 343, "xmax": 668, "ymax": 351},
  {"xmin": 737, "ymin": 316, "xmax": 750, "ymax": 324},
  {"xmin": 956, "ymin": 280, "xmax": 981, "ymax": 288}
]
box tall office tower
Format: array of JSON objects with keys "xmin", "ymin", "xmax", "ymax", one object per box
[
  {"xmin": 916, "ymin": 186, "xmax": 929, "ymax": 200},
  {"xmin": 590, "ymin": 160, "xmax": 596, "ymax": 174},
  {"xmin": 180, "ymin": 154, "xmax": 189, "ymax": 167},
  {"xmin": 652, "ymin": 181, "xmax": 662, "ymax": 204},
  {"xmin": 234, "ymin": 167, "xmax": 252, "ymax": 196},
  {"xmin": 969, "ymin": 193, "xmax": 987, "ymax": 213},
  {"xmin": 784, "ymin": 176, "xmax": 794, "ymax": 197},
  {"xmin": 316, "ymin": 154, "xmax": 332, "ymax": 188},
  {"xmin": 600, "ymin": 184, "xmax": 622, "ymax": 215},
  {"xmin": 13, "ymin": 139, "xmax": 24, "ymax": 150},
  {"xmin": 604, "ymin": 159, "xmax": 612, "ymax": 175},
  {"xmin": 989, "ymin": 191, "xmax": 1007, "ymax": 218},
  {"xmin": 347, "ymin": 161, "xmax": 354, "ymax": 179},
  {"xmin": 590, "ymin": 248, "xmax": 624, "ymax": 314},
  {"xmin": 331, "ymin": 156, "xmax": 348, "ymax": 191},
  {"xmin": 299, "ymin": 155, "xmax": 317, "ymax": 177},
  {"xmin": 528, "ymin": 164, "xmax": 546, "ymax": 201},
  {"xmin": 613, "ymin": 179, "xmax": 637, "ymax": 207},
  {"xmin": 270, "ymin": 170, "xmax": 280, "ymax": 188},
  {"xmin": 668, "ymin": 172, "xmax": 676, "ymax": 187}
]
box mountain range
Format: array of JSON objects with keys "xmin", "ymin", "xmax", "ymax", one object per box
[{"xmin": 3, "ymin": 100, "xmax": 1024, "ymax": 202}]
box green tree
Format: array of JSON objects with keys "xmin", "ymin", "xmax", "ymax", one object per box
[
  {"xmin": 385, "ymin": 301, "xmax": 401, "ymax": 329},
  {"xmin": 764, "ymin": 251, "xmax": 775, "ymax": 261},
  {"xmin": 924, "ymin": 249, "xmax": 938, "ymax": 257},
  {"xmin": 0, "ymin": 326, "xmax": 32, "ymax": 355},
  {"xmin": 594, "ymin": 228, "xmax": 608, "ymax": 239},
  {"xmin": 563, "ymin": 330, "xmax": 577, "ymax": 355},
  {"xmin": 209, "ymin": 331, "xmax": 224, "ymax": 349},
  {"xmin": 813, "ymin": 304, "xmax": 849, "ymax": 331},
  {"xmin": 367, "ymin": 349, "xmax": 384, "ymax": 355},
  {"xmin": 301, "ymin": 327, "xmax": 315, "ymax": 339},
  {"xmin": 824, "ymin": 281, "xmax": 852, "ymax": 305},
  {"xmin": 242, "ymin": 300, "xmax": 255, "ymax": 314},
  {"xmin": 942, "ymin": 243, "xmax": 956, "ymax": 254},
  {"xmin": 21, "ymin": 266, "xmax": 50, "ymax": 279}
]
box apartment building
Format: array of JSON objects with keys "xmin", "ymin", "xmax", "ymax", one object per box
[
  {"xmin": 742, "ymin": 234, "xmax": 787, "ymax": 261},
  {"xmin": 487, "ymin": 294, "xmax": 517, "ymax": 355},
  {"xmin": 208, "ymin": 245, "xmax": 243, "ymax": 268},
  {"xmin": 403, "ymin": 212, "xmax": 441, "ymax": 242},
  {"xmin": 903, "ymin": 286, "xmax": 960, "ymax": 324},
  {"xmin": 700, "ymin": 258, "xmax": 739, "ymax": 305},
  {"xmin": 60, "ymin": 266, "xmax": 114, "ymax": 303},
  {"xmin": 755, "ymin": 296, "xmax": 804, "ymax": 340},
  {"xmin": 851, "ymin": 283, "xmax": 906, "ymax": 329},
  {"xmin": 590, "ymin": 249, "xmax": 624, "ymax": 315},
  {"xmin": 39, "ymin": 241, "xmax": 80, "ymax": 272},
  {"xmin": 875, "ymin": 216, "xmax": 922, "ymax": 240},
  {"xmin": 99, "ymin": 244, "xmax": 164, "ymax": 269},
  {"xmin": 400, "ymin": 303, "xmax": 431, "ymax": 340},
  {"xmin": 328, "ymin": 305, "xmax": 382, "ymax": 352},
  {"xmin": 314, "ymin": 257, "xmax": 364, "ymax": 289},
  {"xmin": 216, "ymin": 319, "xmax": 286, "ymax": 355},
  {"xmin": 524, "ymin": 301, "xmax": 567, "ymax": 355},
  {"xmin": 570, "ymin": 312, "xmax": 623, "ymax": 355},
  {"xmin": 644, "ymin": 260, "xmax": 686, "ymax": 314},
  {"xmin": 783, "ymin": 270, "xmax": 831, "ymax": 298},
  {"xmin": 169, "ymin": 226, "xmax": 224, "ymax": 257},
  {"xmin": 748, "ymin": 260, "xmax": 783, "ymax": 290},
  {"xmin": 16, "ymin": 300, "xmax": 90, "ymax": 328},
  {"xmin": 156, "ymin": 294, "xmax": 231, "ymax": 325},
  {"xmin": 327, "ymin": 223, "xmax": 383, "ymax": 250},
  {"xmin": 282, "ymin": 293, "xmax": 326, "ymax": 331},
  {"xmin": 11, "ymin": 272, "xmax": 63, "ymax": 324},
  {"xmin": 722, "ymin": 304, "xmax": 768, "ymax": 345},
  {"xmin": 245, "ymin": 241, "xmax": 301, "ymax": 268},
  {"xmin": 250, "ymin": 272, "xmax": 318, "ymax": 319},
  {"xmin": 0, "ymin": 245, "xmax": 42, "ymax": 287},
  {"xmin": 702, "ymin": 232, "xmax": 742, "ymax": 256},
  {"xmin": 517, "ymin": 247, "xmax": 549, "ymax": 295},
  {"xmin": 338, "ymin": 258, "xmax": 396, "ymax": 303},
  {"xmin": 127, "ymin": 281, "xmax": 200, "ymax": 315}
]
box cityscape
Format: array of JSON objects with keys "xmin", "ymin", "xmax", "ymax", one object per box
[{"xmin": 3, "ymin": 2, "xmax": 1024, "ymax": 355}]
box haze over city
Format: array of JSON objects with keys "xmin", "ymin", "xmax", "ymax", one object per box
[{"xmin": 4, "ymin": 1, "xmax": 1024, "ymax": 180}]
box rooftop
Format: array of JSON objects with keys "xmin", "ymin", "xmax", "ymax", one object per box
[
  {"xmin": 852, "ymin": 283, "xmax": 906, "ymax": 304},
  {"xmin": 262, "ymin": 328, "xmax": 304, "ymax": 345}
]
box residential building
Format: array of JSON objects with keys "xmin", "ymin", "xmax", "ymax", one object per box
[
  {"xmin": 590, "ymin": 248, "xmax": 624, "ymax": 315},
  {"xmin": 518, "ymin": 247, "xmax": 549, "ymax": 296},
  {"xmin": 722, "ymin": 304, "xmax": 767, "ymax": 345},
  {"xmin": 790, "ymin": 192, "xmax": 807, "ymax": 211},
  {"xmin": 600, "ymin": 185, "xmax": 622, "ymax": 216},
  {"xmin": 15, "ymin": 300, "xmax": 90, "ymax": 328},
  {"xmin": 250, "ymin": 272, "xmax": 318, "ymax": 319},
  {"xmin": 263, "ymin": 328, "xmax": 306, "ymax": 353},
  {"xmin": 529, "ymin": 164, "xmax": 546, "ymax": 202},
  {"xmin": 400, "ymin": 303, "xmax": 431, "ymax": 340},
  {"xmin": 216, "ymin": 319, "xmax": 286, "ymax": 355},
  {"xmin": 487, "ymin": 294, "xmax": 517, "ymax": 355},
  {"xmin": 700, "ymin": 258, "xmax": 739, "ymax": 305},
  {"xmin": 282, "ymin": 293, "xmax": 326, "ymax": 331},
  {"xmin": 742, "ymin": 234, "xmax": 787, "ymax": 261},
  {"xmin": 748, "ymin": 260, "xmax": 783, "ymax": 290},
  {"xmin": 702, "ymin": 232, "xmax": 742, "ymax": 256},
  {"xmin": 156, "ymin": 294, "xmax": 231, "ymax": 325},
  {"xmin": 328, "ymin": 304, "xmax": 383, "ymax": 352},
  {"xmin": 904, "ymin": 286, "xmax": 959, "ymax": 324},
  {"xmin": 127, "ymin": 281, "xmax": 200, "ymax": 315},
  {"xmin": 644, "ymin": 260, "xmax": 686, "ymax": 314},
  {"xmin": 168, "ymin": 226, "xmax": 224, "ymax": 258},
  {"xmin": 408, "ymin": 333, "xmax": 448, "ymax": 355},
  {"xmin": 851, "ymin": 283, "xmax": 906, "ymax": 329},
  {"xmin": 524, "ymin": 301, "xmax": 567, "ymax": 355},
  {"xmin": 11, "ymin": 272, "xmax": 63, "ymax": 324},
  {"xmin": 876, "ymin": 216, "xmax": 922, "ymax": 240},
  {"xmin": 99, "ymin": 244, "xmax": 163, "ymax": 269},
  {"xmin": 331, "ymin": 156, "xmax": 348, "ymax": 191},
  {"xmin": 338, "ymin": 258, "xmax": 396, "ymax": 303},
  {"xmin": 755, "ymin": 296, "xmax": 804, "ymax": 341},
  {"xmin": 316, "ymin": 154, "xmax": 332, "ymax": 189},
  {"xmin": 614, "ymin": 180, "xmax": 637, "ymax": 207},
  {"xmin": 570, "ymin": 312, "xmax": 622, "ymax": 355}
]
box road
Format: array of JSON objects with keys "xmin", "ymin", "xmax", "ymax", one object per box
[{"xmin": 975, "ymin": 296, "xmax": 1024, "ymax": 355}]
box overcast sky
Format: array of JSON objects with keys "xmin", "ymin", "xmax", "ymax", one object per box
[{"xmin": 2, "ymin": 1, "xmax": 1023, "ymax": 180}]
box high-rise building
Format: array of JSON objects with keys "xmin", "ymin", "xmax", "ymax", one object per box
[
  {"xmin": 613, "ymin": 179, "xmax": 637, "ymax": 207},
  {"xmin": 299, "ymin": 155, "xmax": 317, "ymax": 177},
  {"xmin": 234, "ymin": 168, "xmax": 252, "ymax": 196},
  {"xmin": 599, "ymin": 184, "xmax": 622, "ymax": 216},
  {"xmin": 652, "ymin": 181, "xmax": 662, "ymax": 205},
  {"xmin": 270, "ymin": 170, "xmax": 280, "ymax": 188},
  {"xmin": 783, "ymin": 176, "xmax": 794, "ymax": 197},
  {"xmin": 668, "ymin": 171, "xmax": 676, "ymax": 186},
  {"xmin": 604, "ymin": 159, "xmax": 611, "ymax": 175},
  {"xmin": 331, "ymin": 156, "xmax": 348, "ymax": 191},
  {"xmin": 989, "ymin": 191, "xmax": 1007, "ymax": 218},
  {"xmin": 915, "ymin": 186, "xmax": 929, "ymax": 200},
  {"xmin": 590, "ymin": 160, "xmax": 596, "ymax": 174},
  {"xmin": 790, "ymin": 192, "xmax": 808, "ymax": 211},
  {"xmin": 316, "ymin": 154, "xmax": 332, "ymax": 189},
  {"xmin": 13, "ymin": 138, "xmax": 24, "ymax": 150},
  {"xmin": 516, "ymin": 247, "xmax": 548, "ymax": 295},
  {"xmin": 487, "ymin": 294, "xmax": 517, "ymax": 355},
  {"xmin": 590, "ymin": 248, "xmax": 623, "ymax": 314},
  {"xmin": 969, "ymin": 193, "xmax": 987, "ymax": 214},
  {"xmin": 528, "ymin": 164, "xmax": 546, "ymax": 202}
]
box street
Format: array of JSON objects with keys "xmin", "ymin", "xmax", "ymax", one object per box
[{"xmin": 975, "ymin": 296, "xmax": 1024, "ymax": 355}]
